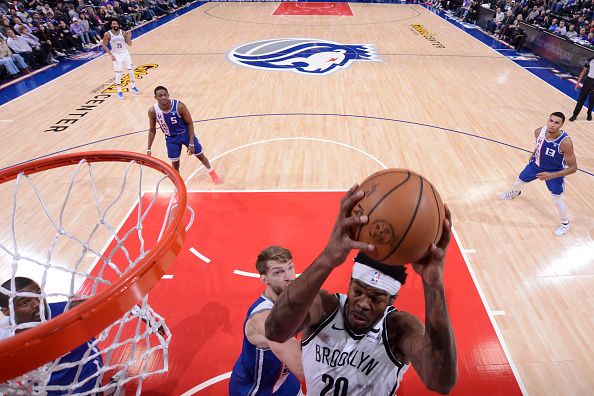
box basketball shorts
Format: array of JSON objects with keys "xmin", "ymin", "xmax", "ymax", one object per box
[
  {"xmin": 113, "ymin": 51, "xmax": 132, "ymax": 71},
  {"xmin": 165, "ymin": 133, "xmax": 203, "ymax": 161},
  {"xmin": 518, "ymin": 162, "xmax": 565, "ymax": 195}
]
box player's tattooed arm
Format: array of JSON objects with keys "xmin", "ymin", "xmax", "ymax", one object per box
[
  {"xmin": 265, "ymin": 185, "xmax": 373, "ymax": 342},
  {"xmin": 391, "ymin": 207, "xmax": 457, "ymax": 394}
]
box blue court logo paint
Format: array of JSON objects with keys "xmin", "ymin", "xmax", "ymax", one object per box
[{"xmin": 227, "ymin": 38, "xmax": 379, "ymax": 75}]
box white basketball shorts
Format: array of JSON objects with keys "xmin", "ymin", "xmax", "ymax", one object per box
[{"xmin": 113, "ymin": 51, "xmax": 133, "ymax": 71}]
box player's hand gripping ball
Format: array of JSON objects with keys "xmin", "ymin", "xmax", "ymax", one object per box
[{"xmin": 350, "ymin": 169, "xmax": 445, "ymax": 265}]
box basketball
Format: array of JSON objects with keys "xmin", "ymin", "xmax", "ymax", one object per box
[{"xmin": 350, "ymin": 168, "xmax": 445, "ymax": 265}]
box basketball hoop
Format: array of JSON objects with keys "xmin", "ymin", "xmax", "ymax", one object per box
[{"xmin": 0, "ymin": 151, "xmax": 189, "ymax": 394}]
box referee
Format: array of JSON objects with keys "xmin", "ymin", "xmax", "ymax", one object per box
[{"xmin": 569, "ymin": 56, "xmax": 594, "ymax": 122}]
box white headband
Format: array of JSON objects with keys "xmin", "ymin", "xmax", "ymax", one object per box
[{"xmin": 352, "ymin": 262, "xmax": 401, "ymax": 296}]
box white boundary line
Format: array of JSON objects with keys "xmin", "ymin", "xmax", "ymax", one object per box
[
  {"xmin": 451, "ymin": 227, "xmax": 528, "ymax": 395},
  {"xmin": 423, "ymin": 6, "xmax": 580, "ymax": 104},
  {"xmin": 180, "ymin": 371, "xmax": 232, "ymax": 396},
  {"xmin": 188, "ymin": 188, "xmax": 351, "ymax": 193},
  {"xmin": 233, "ymin": 269, "xmax": 261, "ymax": 278},
  {"xmin": 186, "ymin": 136, "xmax": 388, "ymax": 184},
  {"xmin": 190, "ymin": 247, "xmax": 212, "ymax": 263},
  {"xmin": 140, "ymin": 188, "xmax": 352, "ymax": 194},
  {"xmin": 0, "ymin": 2, "xmax": 203, "ymax": 110},
  {"xmin": 170, "ymin": 187, "xmax": 528, "ymax": 394}
]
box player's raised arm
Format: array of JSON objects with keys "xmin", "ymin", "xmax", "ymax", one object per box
[
  {"xmin": 147, "ymin": 107, "xmax": 157, "ymax": 156},
  {"xmin": 102, "ymin": 31, "xmax": 115, "ymax": 61},
  {"xmin": 265, "ymin": 185, "xmax": 374, "ymax": 342},
  {"xmin": 389, "ymin": 206, "xmax": 457, "ymax": 394},
  {"xmin": 124, "ymin": 30, "xmax": 132, "ymax": 46}
]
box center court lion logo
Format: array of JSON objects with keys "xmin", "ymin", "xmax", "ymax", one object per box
[{"xmin": 227, "ymin": 38, "xmax": 379, "ymax": 75}]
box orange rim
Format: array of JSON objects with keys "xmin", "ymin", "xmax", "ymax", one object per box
[{"xmin": 0, "ymin": 151, "xmax": 187, "ymax": 383}]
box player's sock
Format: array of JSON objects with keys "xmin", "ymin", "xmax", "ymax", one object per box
[
  {"xmin": 115, "ymin": 71, "xmax": 122, "ymax": 91},
  {"xmin": 552, "ymin": 194, "xmax": 569, "ymax": 224},
  {"xmin": 128, "ymin": 69, "xmax": 136, "ymax": 88},
  {"xmin": 512, "ymin": 178, "xmax": 526, "ymax": 192}
]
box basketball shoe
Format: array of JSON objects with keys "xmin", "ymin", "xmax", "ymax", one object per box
[
  {"xmin": 117, "ymin": 92, "xmax": 124, "ymax": 100},
  {"xmin": 554, "ymin": 222, "xmax": 570, "ymax": 237},
  {"xmin": 501, "ymin": 190, "xmax": 521, "ymax": 200},
  {"xmin": 210, "ymin": 171, "xmax": 221, "ymax": 185},
  {"xmin": 131, "ymin": 87, "xmax": 141, "ymax": 95}
]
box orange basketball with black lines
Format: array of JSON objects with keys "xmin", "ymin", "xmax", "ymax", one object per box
[{"xmin": 350, "ymin": 169, "xmax": 445, "ymax": 265}]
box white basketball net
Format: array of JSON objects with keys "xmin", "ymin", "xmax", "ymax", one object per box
[{"xmin": 0, "ymin": 157, "xmax": 191, "ymax": 395}]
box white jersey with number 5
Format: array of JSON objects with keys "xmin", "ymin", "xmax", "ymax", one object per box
[
  {"xmin": 109, "ymin": 30, "xmax": 128, "ymax": 54},
  {"xmin": 301, "ymin": 294, "xmax": 410, "ymax": 396}
]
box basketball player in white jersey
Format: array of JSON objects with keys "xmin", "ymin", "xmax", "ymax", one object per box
[
  {"xmin": 101, "ymin": 19, "xmax": 140, "ymax": 100},
  {"xmin": 266, "ymin": 187, "xmax": 458, "ymax": 395}
]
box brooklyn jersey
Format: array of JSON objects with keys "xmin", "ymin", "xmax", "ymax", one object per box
[
  {"xmin": 302, "ymin": 294, "xmax": 410, "ymax": 396},
  {"xmin": 531, "ymin": 126, "xmax": 569, "ymax": 172},
  {"xmin": 108, "ymin": 29, "xmax": 128, "ymax": 54},
  {"xmin": 154, "ymin": 100, "xmax": 188, "ymax": 137},
  {"xmin": 229, "ymin": 295, "xmax": 300, "ymax": 396}
]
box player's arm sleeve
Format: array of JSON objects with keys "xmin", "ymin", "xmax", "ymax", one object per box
[{"xmin": 389, "ymin": 299, "xmax": 457, "ymax": 393}]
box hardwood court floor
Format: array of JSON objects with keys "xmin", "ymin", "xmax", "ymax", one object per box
[{"xmin": 0, "ymin": 3, "xmax": 592, "ymax": 395}]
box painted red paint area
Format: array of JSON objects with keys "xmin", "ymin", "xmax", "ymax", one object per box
[
  {"xmin": 273, "ymin": 2, "xmax": 354, "ymax": 16},
  {"xmin": 80, "ymin": 192, "xmax": 522, "ymax": 395}
]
